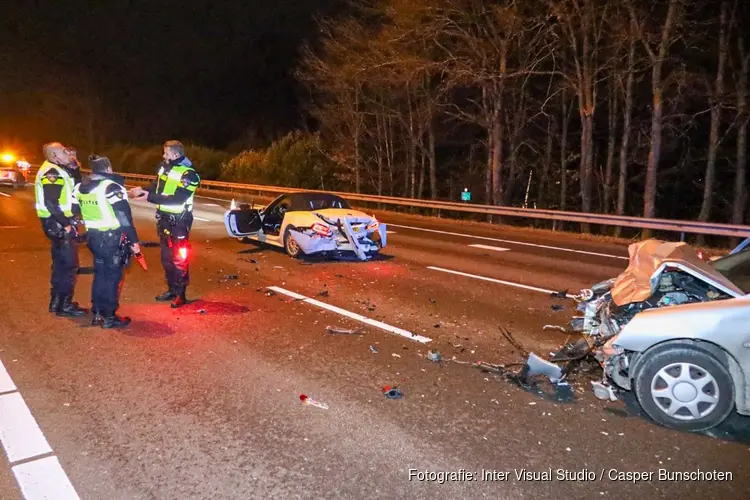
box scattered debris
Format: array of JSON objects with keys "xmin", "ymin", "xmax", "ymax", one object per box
[
  {"xmin": 433, "ymin": 324, "xmax": 440, "ymax": 328},
  {"xmin": 225, "ymin": 274, "xmax": 239, "ymax": 280},
  {"xmin": 369, "ymin": 345, "xmax": 379, "ymax": 353},
  {"xmin": 550, "ymin": 289, "xmax": 569, "ymax": 299},
  {"xmin": 543, "ymin": 324, "xmax": 568, "ymax": 333},
  {"xmin": 551, "ymin": 304, "xmax": 565, "ymax": 311},
  {"xmin": 317, "ymin": 290, "xmax": 329, "ymax": 297},
  {"xmin": 429, "ymin": 298, "xmax": 437, "ymax": 304},
  {"xmin": 325, "ymin": 326, "xmax": 364, "ymax": 335},
  {"xmin": 265, "ymin": 290, "xmax": 277, "ymax": 297},
  {"xmin": 427, "ymin": 350, "xmax": 442, "ymax": 363},
  {"xmin": 391, "ymin": 353, "xmax": 401, "ymax": 358},
  {"xmin": 383, "ymin": 385, "xmax": 403, "ymax": 399},
  {"xmin": 238, "ymin": 258, "xmax": 257, "ymax": 264},
  {"xmin": 300, "ymin": 394, "xmax": 329, "ymax": 409},
  {"xmin": 198, "ymin": 309, "xmax": 207, "ymax": 314}
]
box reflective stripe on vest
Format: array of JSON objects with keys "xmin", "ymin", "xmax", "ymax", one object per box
[
  {"xmin": 155, "ymin": 164, "xmax": 199, "ymax": 214},
  {"xmin": 74, "ymin": 179, "xmax": 122, "ymax": 231},
  {"xmin": 35, "ymin": 161, "xmax": 74, "ymax": 218}
]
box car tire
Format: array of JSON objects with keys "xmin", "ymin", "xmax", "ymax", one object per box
[
  {"xmin": 633, "ymin": 344, "xmax": 735, "ymax": 432},
  {"xmin": 283, "ymin": 226, "xmax": 302, "ymax": 259}
]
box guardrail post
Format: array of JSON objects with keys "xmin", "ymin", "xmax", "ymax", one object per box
[{"xmin": 680, "ymin": 232, "xmax": 685, "ymax": 242}]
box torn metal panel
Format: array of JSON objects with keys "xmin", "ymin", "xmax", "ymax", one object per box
[{"xmin": 524, "ymin": 352, "xmax": 565, "ymax": 384}]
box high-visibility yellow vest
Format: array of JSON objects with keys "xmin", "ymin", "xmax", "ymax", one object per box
[
  {"xmin": 155, "ymin": 163, "xmax": 199, "ymax": 214},
  {"xmin": 35, "ymin": 161, "xmax": 75, "ymax": 218},
  {"xmin": 74, "ymin": 179, "xmax": 122, "ymax": 231}
]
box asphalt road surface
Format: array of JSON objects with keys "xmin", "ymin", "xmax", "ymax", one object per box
[{"xmin": 1, "ymin": 184, "xmax": 749, "ymax": 500}]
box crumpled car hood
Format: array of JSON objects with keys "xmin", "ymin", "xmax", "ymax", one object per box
[{"xmin": 611, "ymin": 239, "xmax": 744, "ymax": 306}]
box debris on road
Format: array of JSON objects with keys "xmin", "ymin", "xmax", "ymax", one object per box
[
  {"xmin": 265, "ymin": 290, "xmax": 277, "ymax": 297},
  {"xmin": 429, "ymin": 298, "xmax": 437, "ymax": 304},
  {"xmin": 543, "ymin": 324, "xmax": 568, "ymax": 333},
  {"xmin": 325, "ymin": 326, "xmax": 363, "ymax": 335},
  {"xmin": 550, "ymin": 289, "xmax": 569, "ymax": 299},
  {"xmin": 550, "ymin": 304, "xmax": 564, "ymax": 311},
  {"xmin": 198, "ymin": 309, "xmax": 207, "ymax": 314},
  {"xmin": 369, "ymin": 345, "xmax": 379, "ymax": 353},
  {"xmin": 225, "ymin": 274, "xmax": 239, "ymax": 280},
  {"xmin": 391, "ymin": 353, "xmax": 401, "ymax": 358},
  {"xmin": 317, "ymin": 290, "xmax": 329, "ymax": 297},
  {"xmin": 427, "ymin": 350, "xmax": 442, "ymax": 363},
  {"xmin": 383, "ymin": 385, "xmax": 403, "ymax": 399},
  {"xmin": 300, "ymin": 394, "xmax": 329, "ymax": 409},
  {"xmin": 238, "ymin": 257, "xmax": 257, "ymax": 264}
]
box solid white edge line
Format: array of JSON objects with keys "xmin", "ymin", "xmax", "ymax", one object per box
[
  {"xmin": 194, "ymin": 217, "xmax": 211, "ymax": 222},
  {"xmin": 0, "ymin": 360, "xmax": 16, "ymax": 394},
  {"xmin": 0, "ymin": 392, "xmax": 53, "ymax": 463},
  {"xmin": 389, "ymin": 224, "xmax": 628, "ymax": 260},
  {"xmin": 203, "ymin": 203, "xmax": 221, "ymax": 207},
  {"xmin": 427, "ymin": 266, "xmax": 575, "ymax": 298},
  {"xmin": 0, "ymin": 192, "xmax": 11, "ymax": 198},
  {"xmin": 267, "ymin": 286, "xmax": 432, "ymax": 343},
  {"xmin": 469, "ymin": 244, "xmax": 510, "ymax": 252},
  {"xmin": 12, "ymin": 456, "xmax": 80, "ymax": 500}
]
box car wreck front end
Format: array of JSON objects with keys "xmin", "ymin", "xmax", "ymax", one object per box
[
  {"xmin": 288, "ymin": 209, "xmax": 386, "ymax": 261},
  {"xmin": 593, "ymin": 297, "xmax": 750, "ymax": 418}
]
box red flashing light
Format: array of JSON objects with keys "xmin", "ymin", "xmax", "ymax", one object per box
[{"xmin": 178, "ymin": 246, "xmax": 188, "ymax": 261}]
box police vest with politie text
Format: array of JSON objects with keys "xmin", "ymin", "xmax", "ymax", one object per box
[
  {"xmin": 155, "ymin": 161, "xmax": 199, "ymax": 214},
  {"xmin": 74, "ymin": 179, "xmax": 125, "ymax": 231},
  {"xmin": 34, "ymin": 160, "xmax": 76, "ymax": 219}
]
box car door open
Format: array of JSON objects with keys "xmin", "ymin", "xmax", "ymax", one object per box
[{"xmin": 224, "ymin": 205, "xmax": 263, "ymax": 237}]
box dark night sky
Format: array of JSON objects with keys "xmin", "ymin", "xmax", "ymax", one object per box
[{"xmin": 0, "ymin": 0, "xmax": 344, "ymax": 151}]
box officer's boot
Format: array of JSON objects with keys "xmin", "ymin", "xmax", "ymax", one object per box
[
  {"xmin": 91, "ymin": 310, "xmax": 104, "ymax": 326},
  {"xmin": 155, "ymin": 289, "xmax": 176, "ymax": 302},
  {"xmin": 102, "ymin": 311, "xmax": 131, "ymax": 329},
  {"xmin": 171, "ymin": 288, "xmax": 187, "ymax": 309},
  {"xmin": 56, "ymin": 295, "xmax": 87, "ymax": 317},
  {"xmin": 49, "ymin": 292, "xmax": 61, "ymax": 313}
]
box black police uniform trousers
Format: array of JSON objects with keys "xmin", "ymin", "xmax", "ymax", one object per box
[
  {"xmin": 41, "ymin": 217, "xmax": 79, "ymax": 297},
  {"xmin": 87, "ymin": 229, "xmax": 126, "ymax": 315},
  {"xmin": 157, "ymin": 211, "xmax": 193, "ymax": 295}
]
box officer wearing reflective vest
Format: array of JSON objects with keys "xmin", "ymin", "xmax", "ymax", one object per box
[
  {"xmin": 74, "ymin": 156, "xmax": 140, "ymax": 328},
  {"xmin": 35, "ymin": 142, "xmax": 86, "ymax": 317},
  {"xmin": 130, "ymin": 140, "xmax": 200, "ymax": 308}
]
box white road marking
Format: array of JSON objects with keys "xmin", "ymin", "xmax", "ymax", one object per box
[
  {"xmin": 0, "ymin": 362, "xmax": 16, "ymax": 394},
  {"xmin": 0, "ymin": 392, "xmax": 53, "ymax": 462},
  {"xmin": 194, "ymin": 217, "xmax": 211, "ymax": 222},
  {"xmin": 386, "ymin": 231, "xmax": 396, "ymax": 234},
  {"xmin": 203, "ymin": 203, "xmax": 221, "ymax": 207},
  {"xmin": 0, "ymin": 226, "xmax": 21, "ymax": 229},
  {"xmin": 427, "ymin": 266, "xmax": 575, "ymax": 298},
  {"xmin": 267, "ymin": 286, "xmax": 432, "ymax": 343},
  {"xmin": 0, "ymin": 192, "xmax": 11, "ymax": 198},
  {"xmin": 12, "ymin": 456, "xmax": 79, "ymax": 500},
  {"xmin": 388, "ymin": 224, "xmax": 628, "ymax": 260},
  {"xmin": 469, "ymin": 244, "xmax": 509, "ymax": 252},
  {"xmin": 0, "ymin": 359, "xmax": 79, "ymax": 499}
]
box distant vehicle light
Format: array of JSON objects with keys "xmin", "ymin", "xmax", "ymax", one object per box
[{"xmin": 1, "ymin": 153, "xmax": 14, "ymax": 163}]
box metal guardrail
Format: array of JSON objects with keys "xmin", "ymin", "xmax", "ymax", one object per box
[{"xmin": 87, "ymin": 169, "xmax": 750, "ymax": 238}]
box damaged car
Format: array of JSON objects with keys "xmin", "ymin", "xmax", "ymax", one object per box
[
  {"xmin": 224, "ymin": 192, "xmax": 386, "ymax": 261},
  {"xmin": 566, "ymin": 239, "xmax": 750, "ymax": 431}
]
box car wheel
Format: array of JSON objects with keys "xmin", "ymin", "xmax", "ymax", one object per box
[
  {"xmin": 283, "ymin": 226, "xmax": 302, "ymax": 259},
  {"xmin": 633, "ymin": 345, "xmax": 735, "ymax": 432}
]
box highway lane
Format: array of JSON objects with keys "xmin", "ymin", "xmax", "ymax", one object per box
[{"xmin": 1, "ymin": 185, "xmax": 749, "ymax": 499}]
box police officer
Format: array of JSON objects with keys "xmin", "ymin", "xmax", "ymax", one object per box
[
  {"xmin": 130, "ymin": 140, "xmax": 200, "ymax": 308},
  {"xmin": 35, "ymin": 142, "xmax": 86, "ymax": 317},
  {"xmin": 75, "ymin": 156, "xmax": 140, "ymax": 328}
]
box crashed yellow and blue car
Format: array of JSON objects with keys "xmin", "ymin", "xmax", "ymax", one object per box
[{"xmin": 224, "ymin": 192, "xmax": 386, "ymax": 260}]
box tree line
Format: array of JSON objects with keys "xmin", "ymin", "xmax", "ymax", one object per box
[{"xmin": 296, "ymin": 0, "xmax": 750, "ymax": 227}]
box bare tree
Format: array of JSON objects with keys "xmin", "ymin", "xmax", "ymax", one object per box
[
  {"xmin": 698, "ymin": 0, "xmax": 729, "ymax": 224},
  {"xmin": 615, "ymin": 13, "xmax": 638, "ymax": 234},
  {"xmin": 731, "ymin": 0, "xmax": 750, "ymax": 225},
  {"xmin": 633, "ymin": 0, "xmax": 681, "ymax": 219}
]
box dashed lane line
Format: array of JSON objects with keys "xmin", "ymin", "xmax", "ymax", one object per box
[
  {"xmin": 427, "ymin": 266, "xmax": 576, "ymax": 299},
  {"xmin": 388, "ymin": 224, "xmax": 628, "ymax": 260},
  {"xmin": 267, "ymin": 286, "xmax": 432, "ymax": 343},
  {"xmin": 0, "ymin": 358, "xmax": 79, "ymax": 499},
  {"xmin": 468, "ymin": 244, "xmax": 509, "ymax": 252}
]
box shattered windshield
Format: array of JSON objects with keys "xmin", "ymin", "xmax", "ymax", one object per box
[{"xmin": 711, "ymin": 249, "xmax": 750, "ymax": 294}]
